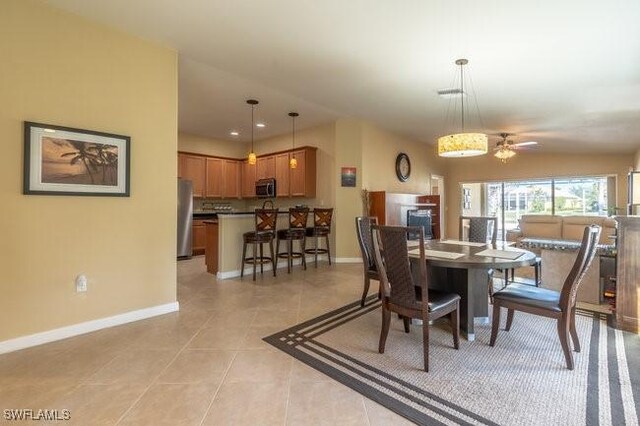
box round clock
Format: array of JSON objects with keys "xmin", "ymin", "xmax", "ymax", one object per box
[{"xmin": 395, "ymin": 153, "xmax": 411, "ymax": 182}]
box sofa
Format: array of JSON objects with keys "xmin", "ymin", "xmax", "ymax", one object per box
[
  {"xmin": 506, "ymin": 215, "xmax": 617, "ymax": 245},
  {"xmin": 506, "ymin": 215, "xmax": 617, "ymax": 305}
]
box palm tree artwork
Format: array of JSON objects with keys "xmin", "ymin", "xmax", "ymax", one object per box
[{"xmin": 41, "ymin": 137, "xmax": 118, "ymax": 186}]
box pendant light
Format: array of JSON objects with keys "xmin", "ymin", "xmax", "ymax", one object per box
[
  {"xmin": 437, "ymin": 59, "xmax": 488, "ymax": 157},
  {"xmin": 247, "ymin": 99, "xmax": 258, "ymax": 165},
  {"xmin": 289, "ymin": 112, "xmax": 299, "ymax": 168}
]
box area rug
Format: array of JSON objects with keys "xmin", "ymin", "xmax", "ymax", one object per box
[{"xmin": 264, "ymin": 297, "xmax": 639, "ymax": 426}]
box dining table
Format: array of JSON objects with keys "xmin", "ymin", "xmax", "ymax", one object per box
[{"xmin": 407, "ymin": 239, "xmax": 537, "ymax": 341}]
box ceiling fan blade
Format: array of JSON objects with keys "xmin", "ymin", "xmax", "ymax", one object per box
[{"xmin": 513, "ymin": 141, "xmax": 538, "ymax": 147}]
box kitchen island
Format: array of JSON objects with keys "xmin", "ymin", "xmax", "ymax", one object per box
[{"xmin": 206, "ymin": 211, "xmax": 293, "ymax": 279}]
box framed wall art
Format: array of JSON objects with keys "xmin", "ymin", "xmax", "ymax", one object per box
[
  {"xmin": 23, "ymin": 121, "xmax": 130, "ymax": 196},
  {"xmin": 341, "ymin": 167, "xmax": 356, "ymax": 187}
]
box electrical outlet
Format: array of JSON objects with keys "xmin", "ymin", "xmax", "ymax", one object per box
[{"xmin": 75, "ymin": 275, "xmax": 88, "ymax": 292}]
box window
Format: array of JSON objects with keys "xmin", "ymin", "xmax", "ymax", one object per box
[{"xmin": 463, "ymin": 176, "xmax": 614, "ymax": 240}]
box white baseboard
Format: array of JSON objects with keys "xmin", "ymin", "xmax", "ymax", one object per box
[
  {"xmin": 334, "ymin": 257, "xmax": 362, "ymax": 263},
  {"xmin": 0, "ymin": 301, "xmax": 179, "ymax": 355},
  {"xmin": 217, "ymin": 254, "xmax": 331, "ymax": 280}
]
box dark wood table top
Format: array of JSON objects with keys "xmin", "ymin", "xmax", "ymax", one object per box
[{"xmin": 408, "ymin": 239, "xmax": 537, "ymax": 270}]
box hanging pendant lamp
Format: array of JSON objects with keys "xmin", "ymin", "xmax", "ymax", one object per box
[
  {"xmin": 289, "ymin": 112, "xmax": 299, "ymax": 169},
  {"xmin": 437, "ymin": 59, "xmax": 488, "ymax": 157},
  {"xmin": 247, "ymin": 99, "xmax": 258, "ymax": 165}
]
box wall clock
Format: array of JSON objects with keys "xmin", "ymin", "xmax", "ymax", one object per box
[{"xmin": 395, "ymin": 153, "xmax": 411, "ymax": 182}]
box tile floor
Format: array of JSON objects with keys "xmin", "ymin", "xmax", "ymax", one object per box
[{"xmin": 0, "ymin": 257, "xmax": 414, "ymax": 425}]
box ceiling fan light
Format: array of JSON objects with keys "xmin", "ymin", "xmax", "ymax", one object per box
[
  {"xmin": 437, "ymin": 133, "xmax": 488, "ymax": 157},
  {"xmin": 494, "ymin": 148, "xmax": 516, "ymax": 162}
]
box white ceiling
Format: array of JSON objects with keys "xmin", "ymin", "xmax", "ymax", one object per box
[{"xmin": 47, "ymin": 0, "xmax": 640, "ymax": 153}]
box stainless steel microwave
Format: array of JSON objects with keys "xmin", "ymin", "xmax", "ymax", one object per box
[{"xmin": 256, "ymin": 178, "xmax": 276, "ymax": 198}]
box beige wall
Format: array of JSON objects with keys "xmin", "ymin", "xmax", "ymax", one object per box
[
  {"xmin": 444, "ymin": 153, "xmax": 633, "ymax": 238},
  {"xmin": 179, "ymin": 132, "xmax": 248, "ymax": 159},
  {"xmin": 0, "ymin": 0, "xmax": 178, "ymax": 341},
  {"xmin": 361, "ymin": 123, "xmax": 446, "ymax": 194}
]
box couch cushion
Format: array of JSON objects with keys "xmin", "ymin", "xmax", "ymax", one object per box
[
  {"xmin": 520, "ymin": 215, "xmax": 562, "ymax": 239},
  {"xmin": 561, "ymin": 216, "xmax": 615, "ymax": 244}
]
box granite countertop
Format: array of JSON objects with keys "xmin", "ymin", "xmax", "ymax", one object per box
[{"xmin": 519, "ymin": 237, "xmax": 616, "ymax": 256}]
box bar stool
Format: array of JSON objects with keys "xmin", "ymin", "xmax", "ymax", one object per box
[
  {"xmin": 241, "ymin": 208, "xmax": 278, "ymax": 281},
  {"xmin": 276, "ymin": 207, "xmax": 309, "ymax": 273},
  {"xmin": 304, "ymin": 208, "xmax": 334, "ymax": 267}
]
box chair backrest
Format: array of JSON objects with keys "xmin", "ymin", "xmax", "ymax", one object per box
[
  {"xmin": 288, "ymin": 207, "xmax": 309, "ymax": 229},
  {"xmin": 254, "ymin": 208, "xmax": 279, "ymax": 232},
  {"xmin": 460, "ymin": 216, "xmax": 497, "ymax": 244},
  {"xmin": 313, "ymin": 208, "xmax": 333, "ymax": 229},
  {"xmin": 371, "ymin": 225, "xmax": 428, "ymax": 310},
  {"xmin": 355, "ymin": 216, "xmax": 378, "ymax": 269},
  {"xmin": 559, "ymin": 224, "xmax": 601, "ymax": 310}
]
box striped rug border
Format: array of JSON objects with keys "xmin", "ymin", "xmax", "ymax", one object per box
[{"xmin": 264, "ymin": 298, "xmax": 637, "ymax": 426}]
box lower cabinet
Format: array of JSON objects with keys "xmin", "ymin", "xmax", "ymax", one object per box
[
  {"xmin": 205, "ymin": 221, "xmax": 219, "ymax": 274},
  {"xmin": 192, "ymin": 219, "xmax": 207, "ymax": 255}
]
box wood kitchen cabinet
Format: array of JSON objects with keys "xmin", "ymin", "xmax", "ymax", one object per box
[
  {"xmin": 222, "ymin": 160, "xmax": 241, "ymax": 198},
  {"xmin": 205, "ymin": 157, "xmax": 223, "ymax": 198},
  {"xmin": 257, "ymin": 155, "xmax": 275, "ymax": 180},
  {"xmin": 275, "ymin": 152, "xmax": 290, "ymax": 197},
  {"xmin": 178, "ymin": 153, "xmax": 206, "ymax": 198},
  {"xmin": 242, "ymin": 160, "xmax": 257, "ymax": 198},
  {"xmin": 290, "ymin": 147, "xmax": 316, "ymax": 198},
  {"xmin": 192, "ymin": 219, "xmax": 207, "ymax": 255}
]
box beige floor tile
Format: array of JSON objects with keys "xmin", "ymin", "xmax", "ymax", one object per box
[
  {"xmin": 363, "ymin": 398, "xmax": 416, "ymax": 426},
  {"xmin": 201, "ymin": 381, "xmax": 288, "ymax": 426},
  {"xmin": 52, "ymin": 383, "xmax": 146, "ymax": 426},
  {"xmin": 119, "ymin": 383, "xmax": 217, "ymax": 426},
  {"xmin": 252, "ymin": 308, "xmax": 300, "ymax": 328},
  {"xmin": 85, "ymin": 349, "xmax": 177, "ymax": 385},
  {"xmin": 0, "ymin": 381, "xmax": 78, "ymax": 410},
  {"xmin": 286, "ymin": 381, "xmax": 369, "ymax": 426},
  {"xmin": 156, "ymin": 350, "xmax": 236, "ymax": 384},
  {"xmin": 240, "ymin": 325, "xmax": 287, "ymax": 350},
  {"xmin": 201, "ymin": 309, "xmax": 258, "ymax": 329},
  {"xmin": 224, "ymin": 349, "xmax": 292, "ymax": 383},
  {"xmin": 188, "ymin": 325, "xmax": 249, "ymax": 350}
]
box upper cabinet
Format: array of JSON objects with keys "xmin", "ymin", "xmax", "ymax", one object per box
[
  {"xmin": 178, "ymin": 153, "xmax": 206, "ymax": 198},
  {"xmin": 178, "ymin": 146, "xmax": 316, "ymax": 200},
  {"xmin": 223, "ymin": 159, "xmax": 241, "ymax": 198},
  {"xmin": 241, "ymin": 160, "xmax": 256, "ymax": 198},
  {"xmin": 256, "ymin": 155, "xmax": 275, "ymax": 180},
  {"xmin": 275, "ymin": 152, "xmax": 291, "ymax": 197},
  {"xmin": 290, "ymin": 148, "xmax": 316, "ymax": 198}
]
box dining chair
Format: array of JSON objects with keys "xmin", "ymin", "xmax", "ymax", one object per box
[
  {"xmin": 459, "ymin": 216, "xmax": 498, "ymax": 301},
  {"xmin": 355, "ymin": 216, "xmax": 379, "ymax": 307},
  {"xmin": 489, "ymin": 225, "xmax": 601, "ymax": 370},
  {"xmin": 241, "ymin": 208, "xmax": 279, "ymax": 281},
  {"xmin": 371, "ymin": 224, "xmax": 460, "ymax": 372}
]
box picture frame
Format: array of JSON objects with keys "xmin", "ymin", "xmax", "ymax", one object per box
[
  {"xmin": 23, "ymin": 121, "xmax": 130, "ymax": 196},
  {"xmin": 341, "ymin": 167, "xmax": 356, "ymax": 187}
]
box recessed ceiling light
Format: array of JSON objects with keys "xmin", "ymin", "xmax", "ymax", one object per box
[
  {"xmin": 230, "ymin": 131, "xmax": 239, "ymax": 136},
  {"xmin": 256, "ymin": 123, "xmax": 266, "ymax": 128}
]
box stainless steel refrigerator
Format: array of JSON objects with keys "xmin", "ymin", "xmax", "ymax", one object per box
[{"xmin": 177, "ymin": 178, "xmax": 193, "ymax": 258}]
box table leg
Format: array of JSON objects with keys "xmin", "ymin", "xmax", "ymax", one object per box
[{"xmin": 427, "ymin": 266, "xmax": 489, "ymax": 342}]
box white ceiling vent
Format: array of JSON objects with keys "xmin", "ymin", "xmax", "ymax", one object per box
[{"xmin": 437, "ymin": 88, "xmax": 466, "ymax": 99}]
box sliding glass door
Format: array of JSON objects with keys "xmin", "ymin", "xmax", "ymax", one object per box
[{"xmin": 464, "ymin": 176, "xmax": 612, "ymax": 241}]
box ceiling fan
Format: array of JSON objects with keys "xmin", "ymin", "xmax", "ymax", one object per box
[{"xmin": 493, "ymin": 133, "xmax": 538, "ymax": 163}]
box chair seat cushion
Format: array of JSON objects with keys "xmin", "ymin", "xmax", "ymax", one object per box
[
  {"xmin": 493, "ymin": 283, "xmax": 561, "ymax": 312},
  {"xmin": 306, "ymin": 226, "xmax": 330, "ymax": 237},
  {"xmin": 277, "ymin": 228, "xmax": 305, "ymax": 240},
  {"xmin": 243, "ymin": 230, "xmax": 274, "ymax": 243},
  {"xmin": 427, "ymin": 290, "xmax": 461, "ymax": 312}
]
